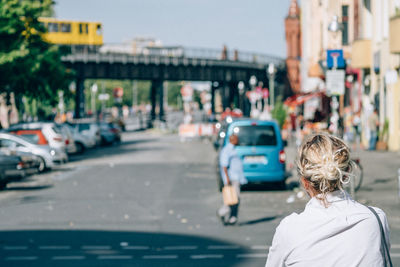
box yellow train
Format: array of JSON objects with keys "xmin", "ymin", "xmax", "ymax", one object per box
[{"xmin": 38, "ymin": 17, "xmax": 103, "ymax": 51}]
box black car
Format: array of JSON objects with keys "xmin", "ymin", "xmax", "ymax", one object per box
[{"xmin": 0, "ymin": 152, "xmax": 26, "ymax": 189}]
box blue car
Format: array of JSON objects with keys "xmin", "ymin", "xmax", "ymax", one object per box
[{"xmin": 218, "ymin": 119, "xmax": 287, "ymax": 189}]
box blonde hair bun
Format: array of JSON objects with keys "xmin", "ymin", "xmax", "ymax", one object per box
[{"xmin": 297, "ymin": 133, "xmax": 352, "ymax": 199}]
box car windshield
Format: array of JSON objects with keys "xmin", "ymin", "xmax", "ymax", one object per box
[{"xmin": 234, "ymin": 125, "xmax": 277, "ymax": 146}]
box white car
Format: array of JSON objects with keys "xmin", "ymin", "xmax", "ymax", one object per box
[
  {"xmin": 56, "ymin": 124, "xmax": 77, "ymax": 154},
  {"xmin": 0, "ymin": 133, "xmax": 67, "ymax": 172},
  {"xmin": 9, "ymin": 122, "xmax": 68, "ymax": 153},
  {"xmin": 70, "ymin": 122, "xmax": 101, "ymax": 147},
  {"xmin": 64, "ymin": 124, "xmax": 95, "ymax": 153}
]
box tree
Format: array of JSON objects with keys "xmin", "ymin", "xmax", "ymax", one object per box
[{"xmin": 0, "ymin": 0, "xmax": 72, "ymax": 107}]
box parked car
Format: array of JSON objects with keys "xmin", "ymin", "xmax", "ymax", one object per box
[
  {"xmin": 55, "ymin": 124, "xmax": 77, "ymax": 154},
  {"xmin": 63, "ymin": 124, "xmax": 95, "ymax": 154},
  {"xmin": 0, "ymin": 152, "xmax": 26, "ymax": 189},
  {"xmin": 8, "ymin": 122, "xmax": 68, "ymax": 154},
  {"xmin": 98, "ymin": 121, "xmax": 121, "ymax": 145},
  {"xmin": 216, "ymin": 119, "xmax": 287, "ymax": 190},
  {"xmin": 0, "ymin": 132, "xmax": 67, "ymax": 171},
  {"xmin": 69, "ymin": 122, "xmax": 101, "ymax": 147}
]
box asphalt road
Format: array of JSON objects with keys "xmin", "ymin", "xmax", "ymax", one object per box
[{"xmin": 0, "ymin": 131, "xmax": 399, "ymax": 266}]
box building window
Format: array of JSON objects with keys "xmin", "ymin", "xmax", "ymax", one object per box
[{"xmin": 342, "ymin": 5, "xmax": 349, "ymax": 46}]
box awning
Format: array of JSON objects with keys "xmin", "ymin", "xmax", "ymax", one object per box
[{"xmin": 284, "ymin": 92, "xmax": 324, "ymax": 107}]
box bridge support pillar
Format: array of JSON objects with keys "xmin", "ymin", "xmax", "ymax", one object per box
[
  {"xmin": 158, "ymin": 80, "xmax": 164, "ymax": 121},
  {"xmin": 211, "ymin": 82, "xmax": 218, "ymax": 115},
  {"xmin": 75, "ymin": 78, "xmax": 85, "ymax": 119},
  {"xmin": 150, "ymin": 81, "xmax": 157, "ymax": 124}
]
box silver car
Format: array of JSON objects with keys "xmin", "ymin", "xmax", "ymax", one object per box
[{"xmin": 0, "ymin": 133, "xmax": 67, "ymax": 172}]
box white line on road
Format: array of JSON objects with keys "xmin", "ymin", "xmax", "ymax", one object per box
[
  {"xmin": 236, "ymin": 253, "xmax": 268, "ymax": 258},
  {"xmin": 191, "ymin": 254, "xmax": 224, "ymax": 259},
  {"xmin": 164, "ymin": 246, "xmax": 198, "ymax": 250},
  {"xmin": 52, "ymin": 256, "xmax": 86, "ymax": 260},
  {"xmin": 81, "ymin": 245, "xmax": 111, "ymax": 250},
  {"xmin": 143, "ymin": 255, "xmax": 178, "ymax": 259},
  {"xmin": 122, "ymin": 246, "xmax": 150, "ymax": 250},
  {"xmin": 98, "ymin": 255, "xmax": 133, "ymax": 260},
  {"xmin": 251, "ymin": 245, "xmax": 269, "ymax": 250},
  {"xmin": 391, "ymin": 244, "xmax": 400, "ymax": 249},
  {"xmin": 207, "ymin": 245, "xmax": 240, "ymax": 250},
  {"xmin": 3, "ymin": 246, "xmax": 28, "ymax": 250},
  {"xmin": 6, "ymin": 256, "xmax": 38, "ymax": 261},
  {"xmin": 390, "ymin": 253, "xmax": 400, "ymax": 258},
  {"xmin": 39, "ymin": 246, "xmax": 71, "ymax": 250}
]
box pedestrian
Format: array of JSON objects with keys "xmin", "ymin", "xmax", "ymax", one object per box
[
  {"xmin": 353, "ymin": 110, "xmax": 362, "ymax": 149},
  {"xmin": 265, "ymin": 133, "xmax": 391, "ymax": 267},
  {"xmin": 217, "ymin": 134, "xmax": 247, "ymax": 225},
  {"xmin": 368, "ymin": 108, "xmax": 379, "ymax": 150}
]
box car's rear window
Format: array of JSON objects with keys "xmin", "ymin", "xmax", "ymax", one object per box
[
  {"xmin": 234, "ymin": 125, "xmax": 277, "ymax": 146},
  {"xmin": 18, "ymin": 134, "xmax": 40, "ymax": 144},
  {"xmin": 78, "ymin": 124, "xmax": 90, "ymax": 131}
]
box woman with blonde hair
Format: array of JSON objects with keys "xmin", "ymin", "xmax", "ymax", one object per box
[{"xmin": 265, "ymin": 133, "xmax": 392, "ymax": 267}]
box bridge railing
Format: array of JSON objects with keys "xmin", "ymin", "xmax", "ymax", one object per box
[{"xmin": 94, "ymin": 44, "xmax": 284, "ymax": 66}]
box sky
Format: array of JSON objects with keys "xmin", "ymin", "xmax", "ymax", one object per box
[{"xmin": 54, "ymin": 0, "xmax": 291, "ymax": 58}]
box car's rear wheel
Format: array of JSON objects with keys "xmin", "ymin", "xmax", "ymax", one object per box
[
  {"xmin": 75, "ymin": 142, "xmax": 85, "ymax": 154},
  {"xmin": 37, "ymin": 156, "xmax": 46, "ymax": 173}
]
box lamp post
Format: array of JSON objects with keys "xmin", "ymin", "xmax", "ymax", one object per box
[
  {"xmin": 327, "ymin": 15, "xmax": 343, "ymax": 136},
  {"xmin": 267, "ymin": 63, "xmax": 276, "ymax": 110},
  {"xmin": 91, "ymin": 83, "xmax": 98, "ymax": 117}
]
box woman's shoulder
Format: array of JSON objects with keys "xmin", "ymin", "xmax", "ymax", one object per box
[{"xmin": 276, "ymin": 212, "xmax": 300, "ymax": 231}]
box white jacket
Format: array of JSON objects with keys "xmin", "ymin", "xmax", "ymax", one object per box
[{"xmin": 266, "ymin": 190, "xmax": 390, "ymax": 267}]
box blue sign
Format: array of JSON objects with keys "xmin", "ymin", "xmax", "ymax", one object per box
[{"xmin": 326, "ymin": 49, "xmax": 345, "ymax": 69}]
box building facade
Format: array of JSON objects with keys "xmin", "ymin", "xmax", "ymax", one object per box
[{"xmin": 299, "ymin": 0, "xmax": 400, "ymax": 151}]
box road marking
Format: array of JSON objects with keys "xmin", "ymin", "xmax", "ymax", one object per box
[
  {"xmin": 207, "ymin": 245, "xmax": 240, "ymax": 250},
  {"xmin": 237, "ymin": 253, "xmax": 268, "ymax": 258},
  {"xmin": 81, "ymin": 245, "xmax": 111, "ymax": 250},
  {"xmin": 164, "ymin": 246, "xmax": 198, "ymax": 250},
  {"xmin": 191, "ymin": 254, "xmax": 224, "ymax": 259},
  {"xmin": 6, "ymin": 256, "xmax": 38, "ymax": 261},
  {"xmin": 52, "ymin": 256, "xmax": 86, "ymax": 260},
  {"xmin": 143, "ymin": 255, "xmax": 178, "ymax": 259},
  {"xmin": 98, "ymin": 255, "xmax": 133, "ymax": 260},
  {"xmin": 391, "ymin": 244, "xmax": 400, "ymax": 249},
  {"xmin": 3, "ymin": 246, "xmax": 28, "ymax": 250},
  {"xmin": 39, "ymin": 246, "xmax": 71, "ymax": 250},
  {"xmin": 251, "ymin": 245, "xmax": 269, "ymax": 250},
  {"xmin": 122, "ymin": 246, "xmax": 150, "ymax": 250},
  {"xmin": 390, "ymin": 253, "xmax": 400, "ymax": 258}
]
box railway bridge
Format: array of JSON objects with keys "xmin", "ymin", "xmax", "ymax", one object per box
[{"xmin": 61, "ymin": 47, "xmax": 289, "ymax": 120}]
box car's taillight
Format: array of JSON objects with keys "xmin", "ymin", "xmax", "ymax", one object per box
[
  {"xmin": 17, "ymin": 162, "xmax": 25, "ymax": 170},
  {"xmin": 65, "ymin": 139, "xmax": 69, "ymax": 145},
  {"xmin": 279, "ymin": 150, "xmax": 286, "ymax": 164}
]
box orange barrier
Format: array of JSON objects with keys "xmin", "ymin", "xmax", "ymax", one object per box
[{"xmin": 179, "ymin": 123, "xmax": 215, "ymax": 138}]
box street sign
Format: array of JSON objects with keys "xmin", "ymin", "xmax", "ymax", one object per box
[
  {"xmin": 326, "ymin": 70, "xmax": 345, "ymax": 96},
  {"xmin": 98, "ymin": 93, "xmax": 110, "ymax": 101},
  {"xmin": 327, "ymin": 49, "xmax": 345, "ymax": 69}
]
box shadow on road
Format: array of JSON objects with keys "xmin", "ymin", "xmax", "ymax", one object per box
[
  {"xmin": 0, "ymin": 230, "xmax": 260, "ymax": 267},
  {"xmin": 68, "ymin": 138, "xmax": 162, "ymax": 162},
  {"xmin": 238, "ymin": 215, "xmax": 280, "ymax": 226}
]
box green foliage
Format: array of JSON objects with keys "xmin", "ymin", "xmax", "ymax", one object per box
[
  {"xmin": 271, "ymin": 96, "xmax": 287, "ymax": 129},
  {"xmin": 0, "ymin": 0, "xmax": 72, "ymax": 106},
  {"xmin": 84, "ymin": 79, "xmax": 184, "ymax": 110}
]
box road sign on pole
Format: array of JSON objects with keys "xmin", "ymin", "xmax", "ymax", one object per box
[{"xmin": 326, "ymin": 69, "xmax": 345, "ymax": 96}]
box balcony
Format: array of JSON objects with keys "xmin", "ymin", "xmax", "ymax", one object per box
[
  {"xmin": 390, "ymin": 15, "xmax": 400, "ymax": 54},
  {"xmin": 351, "ymin": 39, "xmax": 372, "ymax": 69}
]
